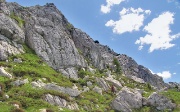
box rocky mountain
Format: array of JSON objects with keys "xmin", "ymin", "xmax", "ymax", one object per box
[{"xmin": 0, "ymin": 0, "xmax": 179, "ymax": 112}]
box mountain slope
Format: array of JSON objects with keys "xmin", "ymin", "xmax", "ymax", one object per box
[{"xmin": 0, "ymin": 1, "xmax": 179, "ymax": 112}]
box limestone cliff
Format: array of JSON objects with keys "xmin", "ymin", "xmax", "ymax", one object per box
[{"xmin": 0, "ymin": 1, "xmax": 165, "ymax": 89}]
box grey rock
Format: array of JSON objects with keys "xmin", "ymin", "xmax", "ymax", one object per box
[
  {"xmin": 105, "ymin": 76, "xmax": 122, "ymax": 88},
  {"xmin": 11, "ymin": 78, "xmax": 29, "ymax": 86},
  {"xmin": 168, "ymin": 82, "xmax": 180, "ymax": 90},
  {"xmin": 83, "ymin": 86, "xmax": 90, "ymax": 92},
  {"xmin": 96, "ymin": 78, "xmax": 110, "ymax": 91},
  {"xmin": 72, "ymin": 28, "xmax": 117, "ymax": 69},
  {"xmin": 13, "ymin": 58, "xmax": 22, "ymax": 63},
  {"xmin": 23, "ymin": 5, "xmax": 87, "ymax": 72},
  {"xmin": 0, "ymin": 67, "xmax": 12, "ymax": 78},
  {"xmin": 105, "ymin": 70, "xmax": 111, "ymax": 77},
  {"xmin": 59, "ymin": 67, "xmax": 78, "ymax": 80},
  {"xmin": 111, "ymin": 87, "xmax": 142, "ymax": 112},
  {"xmin": 44, "ymin": 94, "xmax": 79, "ymax": 110},
  {"xmin": 145, "ymin": 92, "xmax": 176, "ymax": 111},
  {"xmin": 130, "ymin": 76, "xmax": 145, "ymax": 84},
  {"xmin": 67, "ymin": 103, "xmax": 79, "ymax": 110},
  {"xmin": 44, "ymin": 94, "xmax": 67, "ymax": 107},
  {"xmin": 87, "ymin": 81, "xmax": 92, "ymax": 87},
  {"xmin": 117, "ymin": 54, "xmax": 166, "ymax": 89},
  {"xmin": 92, "ymin": 86, "xmax": 102, "ymax": 95},
  {"xmin": 31, "ymin": 80, "xmax": 81, "ymax": 97},
  {"xmin": 0, "ymin": 35, "xmax": 24, "ymax": 60},
  {"xmin": 87, "ymin": 67, "xmax": 96, "ymax": 74}
]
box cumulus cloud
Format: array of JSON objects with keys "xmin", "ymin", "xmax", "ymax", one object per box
[
  {"xmin": 157, "ymin": 71, "xmax": 172, "ymax": 79},
  {"xmin": 101, "ymin": 0, "xmax": 125, "ymax": 14},
  {"xmin": 135, "ymin": 12, "xmax": 180, "ymax": 52},
  {"xmin": 105, "ymin": 7, "xmax": 151, "ymax": 34}
]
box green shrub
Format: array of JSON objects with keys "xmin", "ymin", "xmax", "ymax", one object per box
[
  {"xmin": 10, "ymin": 12, "xmax": 25, "ymax": 28},
  {"xmin": 113, "ymin": 58, "xmax": 122, "ymax": 74},
  {"xmin": 11, "ymin": 108, "xmax": 25, "ymax": 112}
]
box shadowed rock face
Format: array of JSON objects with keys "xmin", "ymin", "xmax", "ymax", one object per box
[
  {"xmin": 0, "ymin": 2, "xmax": 166, "ymax": 88},
  {"xmin": 117, "ymin": 54, "xmax": 166, "ymax": 89}
]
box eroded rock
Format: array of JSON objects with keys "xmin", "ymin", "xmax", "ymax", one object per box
[{"xmin": 111, "ymin": 87, "xmax": 142, "ymax": 112}]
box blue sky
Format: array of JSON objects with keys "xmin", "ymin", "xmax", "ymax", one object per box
[{"xmin": 6, "ymin": 0, "xmax": 180, "ymax": 83}]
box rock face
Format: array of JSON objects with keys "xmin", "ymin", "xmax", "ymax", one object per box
[
  {"xmin": 111, "ymin": 87, "xmax": 142, "ymax": 112},
  {"xmin": 118, "ymin": 54, "xmax": 166, "ymax": 89},
  {"xmin": 0, "ymin": 12, "xmax": 24, "ymax": 60},
  {"xmin": 72, "ymin": 28, "xmax": 117, "ymax": 69},
  {"xmin": 144, "ymin": 92, "xmax": 176, "ymax": 111},
  {"xmin": 24, "ymin": 4, "xmax": 87, "ymax": 73}
]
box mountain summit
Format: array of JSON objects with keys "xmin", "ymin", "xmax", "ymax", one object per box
[{"xmin": 0, "ymin": 1, "xmax": 179, "ymax": 112}]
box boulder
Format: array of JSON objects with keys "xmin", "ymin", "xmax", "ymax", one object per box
[
  {"xmin": 11, "ymin": 78, "xmax": 29, "ymax": 86},
  {"xmin": 144, "ymin": 92, "xmax": 176, "ymax": 111},
  {"xmin": 44, "ymin": 94, "xmax": 67, "ymax": 107},
  {"xmin": 13, "ymin": 58, "xmax": 22, "ymax": 63},
  {"xmin": 111, "ymin": 87, "xmax": 142, "ymax": 112},
  {"xmin": 105, "ymin": 76, "xmax": 122, "ymax": 88},
  {"xmin": 0, "ymin": 67, "xmax": 12, "ymax": 78},
  {"xmin": 92, "ymin": 86, "xmax": 102, "ymax": 95},
  {"xmin": 87, "ymin": 81, "xmax": 92, "ymax": 87}
]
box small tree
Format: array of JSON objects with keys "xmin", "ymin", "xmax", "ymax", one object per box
[
  {"xmin": 113, "ymin": 58, "xmax": 122, "ymax": 75},
  {"xmin": 147, "ymin": 83, "xmax": 152, "ymax": 90}
]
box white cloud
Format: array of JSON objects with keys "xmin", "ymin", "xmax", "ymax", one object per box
[
  {"xmin": 173, "ymin": 72, "xmax": 177, "ymax": 75},
  {"xmin": 105, "ymin": 7, "xmax": 151, "ymax": 34},
  {"xmin": 135, "ymin": 12, "xmax": 180, "ymax": 52},
  {"xmin": 101, "ymin": 0, "xmax": 125, "ymax": 14},
  {"xmin": 157, "ymin": 71, "xmax": 172, "ymax": 79}
]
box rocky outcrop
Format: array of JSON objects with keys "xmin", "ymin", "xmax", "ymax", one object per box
[
  {"xmin": 44, "ymin": 94, "xmax": 79, "ymax": 110},
  {"xmin": 31, "ymin": 80, "xmax": 81, "ymax": 97},
  {"xmin": 168, "ymin": 82, "xmax": 180, "ymax": 90},
  {"xmin": 130, "ymin": 76, "xmax": 145, "ymax": 84},
  {"xmin": 72, "ymin": 28, "xmax": 116, "ymax": 69},
  {"xmin": 0, "ymin": 12, "xmax": 24, "ymax": 60},
  {"xmin": 144, "ymin": 92, "xmax": 176, "ymax": 111},
  {"xmin": 96, "ymin": 78, "xmax": 110, "ymax": 91},
  {"xmin": 0, "ymin": 67, "xmax": 12, "ymax": 78},
  {"xmin": 105, "ymin": 76, "xmax": 122, "ymax": 88},
  {"xmin": 117, "ymin": 54, "xmax": 166, "ymax": 89},
  {"xmin": 111, "ymin": 87, "xmax": 142, "ymax": 112},
  {"xmin": 44, "ymin": 94, "xmax": 67, "ymax": 107}
]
